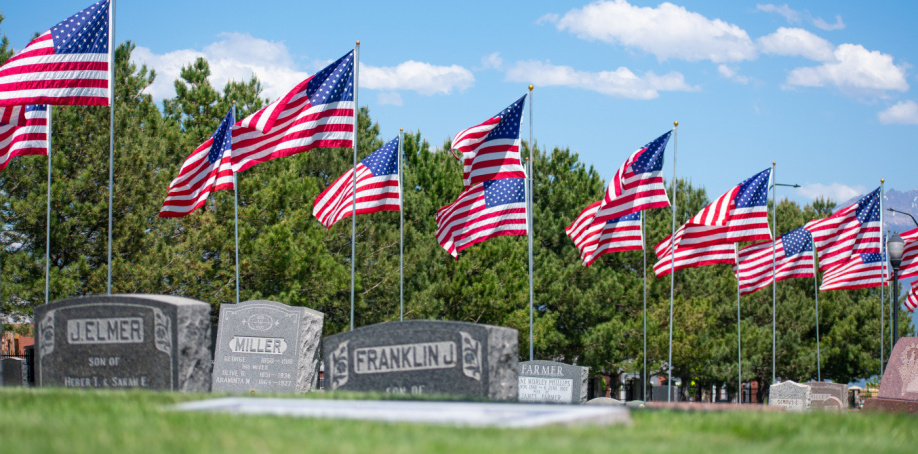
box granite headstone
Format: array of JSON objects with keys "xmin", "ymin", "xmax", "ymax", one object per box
[
  {"xmin": 651, "ymin": 385, "xmax": 680, "ymax": 402},
  {"xmin": 863, "ymin": 337, "xmax": 918, "ymax": 412},
  {"xmin": 769, "ymin": 380, "xmax": 810, "ymax": 412},
  {"xmin": 1, "ymin": 357, "xmax": 26, "ymax": 387},
  {"xmin": 323, "ymin": 320, "xmax": 518, "ymax": 400},
  {"xmin": 806, "ymin": 382, "xmax": 848, "ymax": 411},
  {"xmin": 212, "ymin": 300, "xmax": 323, "ymax": 393},
  {"xmin": 34, "ymin": 294, "xmax": 212, "ymax": 392},
  {"xmin": 518, "ymin": 360, "xmax": 588, "ymax": 404}
]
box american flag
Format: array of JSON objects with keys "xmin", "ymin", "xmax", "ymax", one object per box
[
  {"xmin": 595, "ymin": 131, "xmax": 671, "ymax": 222},
  {"xmin": 313, "ymin": 135, "xmax": 401, "ymax": 229},
  {"xmin": 566, "ymin": 202, "xmax": 642, "ymax": 267},
  {"xmin": 804, "ymin": 187, "xmax": 881, "ymax": 271},
  {"xmin": 450, "ymin": 96, "xmax": 526, "ymax": 189},
  {"xmin": 159, "ymin": 108, "xmax": 235, "ymax": 217},
  {"xmin": 906, "ymin": 283, "xmax": 917, "ymax": 312},
  {"xmin": 896, "ymin": 227, "xmax": 918, "ymax": 280},
  {"xmin": 734, "ymin": 227, "xmax": 816, "ymax": 295},
  {"xmin": 654, "ymin": 168, "xmax": 772, "ymax": 276},
  {"xmin": 653, "ymin": 241, "xmax": 735, "ymax": 277},
  {"xmin": 436, "ymin": 178, "xmax": 527, "ymax": 258},
  {"xmin": 0, "ymin": 105, "xmax": 48, "ymax": 171},
  {"xmin": 231, "ymin": 50, "xmax": 354, "ymax": 173},
  {"xmin": 820, "ymin": 252, "xmax": 887, "ymax": 291},
  {"xmin": 0, "ymin": 106, "xmax": 30, "ymax": 127},
  {"xmin": 0, "ymin": 1, "xmax": 110, "ymax": 107}
]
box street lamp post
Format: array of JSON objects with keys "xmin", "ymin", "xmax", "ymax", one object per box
[{"xmin": 888, "ymin": 232, "xmax": 905, "ymax": 349}]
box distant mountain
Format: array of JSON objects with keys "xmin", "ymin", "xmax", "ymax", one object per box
[{"xmin": 838, "ymin": 188, "xmax": 918, "ymax": 234}]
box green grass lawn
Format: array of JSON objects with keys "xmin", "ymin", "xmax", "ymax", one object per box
[{"xmin": 1, "ymin": 388, "xmax": 915, "ymax": 454}]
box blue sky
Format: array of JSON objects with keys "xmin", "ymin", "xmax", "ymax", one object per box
[{"xmin": 2, "ymin": 1, "xmax": 916, "ymax": 209}]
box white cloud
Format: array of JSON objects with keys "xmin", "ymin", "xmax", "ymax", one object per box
[
  {"xmin": 756, "ymin": 4, "xmax": 802, "ymax": 23},
  {"xmin": 132, "ymin": 33, "xmax": 474, "ymax": 103},
  {"xmin": 785, "ymin": 44, "xmax": 909, "ymax": 96},
  {"xmin": 796, "ymin": 183, "xmax": 867, "ymax": 203},
  {"xmin": 878, "ymin": 101, "xmax": 918, "ymax": 125},
  {"xmin": 481, "ymin": 52, "xmax": 503, "ymax": 70},
  {"xmin": 813, "ymin": 15, "xmax": 845, "ymax": 31},
  {"xmin": 360, "ymin": 61, "xmax": 474, "ymax": 95},
  {"xmin": 549, "ymin": 0, "xmax": 756, "ymax": 63},
  {"xmin": 132, "ymin": 33, "xmax": 309, "ymax": 102},
  {"xmin": 505, "ymin": 60, "xmax": 698, "ymax": 100},
  {"xmin": 757, "ymin": 27, "xmax": 835, "ymax": 61},
  {"xmin": 376, "ymin": 92, "xmax": 403, "ymax": 106},
  {"xmin": 717, "ymin": 64, "xmax": 749, "ymax": 84}
]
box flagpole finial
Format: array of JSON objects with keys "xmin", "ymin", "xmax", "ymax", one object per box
[
  {"xmin": 772, "ymin": 161, "xmax": 776, "ymax": 166},
  {"xmin": 525, "ymin": 157, "xmax": 530, "ymax": 162},
  {"xmin": 233, "ymin": 100, "xmax": 236, "ymax": 105},
  {"xmin": 356, "ymin": 40, "xmax": 360, "ymax": 46},
  {"xmin": 881, "ymin": 178, "xmax": 885, "ymax": 184},
  {"xmin": 528, "ymin": 84, "xmax": 534, "ymax": 91},
  {"xmin": 673, "ymin": 121, "xmax": 678, "ymax": 127},
  {"xmin": 400, "ymin": 128, "xmax": 403, "ymax": 132}
]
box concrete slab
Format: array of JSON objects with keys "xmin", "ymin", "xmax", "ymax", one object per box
[{"xmin": 172, "ymin": 397, "xmax": 631, "ymax": 428}]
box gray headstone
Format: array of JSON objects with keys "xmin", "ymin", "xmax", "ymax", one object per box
[
  {"xmin": 769, "ymin": 380, "xmax": 811, "ymax": 412},
  {"xmin": 323, "ymin": 320, "xmax": 518, "ymax": 400},
  {"xmin": 33, "ymin": 294, "xmax": 212, "ymax": 392},
  {"xmin": 878, "ymin": 337, "xmax": 918, "ymax": 401},
  {"xmin": 651, "ymin": 386, "xmax": 680, "ymax": 402},
  {"xmin": 518, "ymin": 360, "xmax": 589, "ymax": 404},
  {"xmin": 806, "ymin": 382, "xmax": 848, "ymax": 410},
  {"xmin": 212, "ymin": 300, "xmax": 323, "ymax": 393},
  {"xmin": 1, "ymin": 357, "xmax": 26, "ymax": 387}
]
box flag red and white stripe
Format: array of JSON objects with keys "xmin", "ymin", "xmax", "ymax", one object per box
[
  {"xmin": 906, "ymin": 284, "xmax": 918, "ymax": 312},
  {"xmin": 159, "ymin": 108, "xmax": 235, "ymax": 217},
  {"xmin": 0, "ymin": 105, "xmax": 48, "ymax": 171},
  {"xmin": 450, "ymin": 96, "xmax": 526, "ymax": 190},
  {"xmin": 436, "ymin": 178, "xmax": 527, "ymax": 258},
  {"xmin": 231, "ymin": 51, "xmax": 354, "ymax": 173},
  {"xmin": 0, "ymin": 1, "xmax": 111, "ymax": 107},
  {"xmin": 897, "ymin": 227, "xmax": 918, "ymax": 280},
  {"xmin": 313, "ymin": 136, "xmax": 400, "ymax": 229},
  {"xmin": 804, "ymin": 188, "xmax": 881, "ymax": 271},
  {"xmin": 819, "ymin": 252, "xmax": 887, "ymax": 291},
  {"xmin": 566, "ymin": 201, "xmax": 642, "ymax": 267},
  {"xmin": 653, "ymin": 239, "xmax": 735, "ymax": 277}
]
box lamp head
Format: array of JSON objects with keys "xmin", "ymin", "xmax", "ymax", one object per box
[{"xmin": 888, "ymin": 231, "xmax": 905, "ymax": 268}]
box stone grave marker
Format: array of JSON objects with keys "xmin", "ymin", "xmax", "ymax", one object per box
[
  {"xmin": 518, "ymin": 360, "xmax": 588, "ymax": 404},
  {"xmin": 806, "ymin": 382, "xmax": 848, "ymax": 411},
  {"xmin": 212, "ymin": 300, "xmax": 323, "ymax": 393},
  {"xmin": 769, "ymin": 380, "xmax": 810, "ymax": 412},
  {"xmin": 863, "ymin": 337, "xmax": 918, "ymax": 412},
  {"xmin": 1, "ymin": 357, "xmax": 27, "ymax": 387},
  {"xmin": 33, "ymin": 294, "xmax": 212, "ymax": 392},
  {"xmin": 651, "ymin": 385, "xmax": 680, "ymax": 402},
  {"xmin": 323, "ymin": 320, "xmax": 517, "ymax": 400}
]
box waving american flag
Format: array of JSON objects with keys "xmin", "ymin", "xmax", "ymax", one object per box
[
  {"xmin": 804, "ymin": 187, "xmax": 881, "ymax": 271},
  {"xmin": 450, "ymin": 96, "xmax": 526, "ymax": 190},
  {"xmin": 893, "ymin": 227, "xmax": 918, "ymax": 279},
  {"xmin": 231, "ymin": 50, "xmax": 354, "ymax": 173},
  {"xmin": 159, "ymin": 108, "xmax": 235, "ymax": 217},
  {"xmin": 313, "ymin": 135, "xmax": 401, "ymax": 229},
  {"xmin": 0, "ymin": 105, "xmax": 48, "ymax": 171},
  {"xmin": 566, "ymin": 202, "xmax": 642, "ymax": 267},
  {"xmin": 735, "ymin": 227, "xmax": 816, "ymax": 295},
  {"xmin": 595, "ymin": 131, "xmax": 671, "ymax": 222},
  {"xmin": 436, "ymin": 178, "xmax": 527, "ymax": 258},
  {"xmin": 0, "ymin": 0, "xmax": 110, "ymax": 107},
  {"xmin": 906, "ymin": 284, "xmax": 917, "ymax": 312},
  {"xmin": 819, "ymin": 252, "xmax": 887, "ymax": 291}
]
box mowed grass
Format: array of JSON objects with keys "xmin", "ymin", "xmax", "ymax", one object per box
[{"xmin": 1, "ymin": 388, "xmax": 915, "ymax": 454}]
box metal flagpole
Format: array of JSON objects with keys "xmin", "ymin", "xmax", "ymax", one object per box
[
  {"xmin": 399, "ymin": 128, "xmax": 404, "ymax": 321},
  {"xmin": 233, "ymin": 101, "xmax": 239, "ymax": 304},
  {"xmin": 667, "ymin": 121, "xmax": 678, "ymax": 402},
  {"xmin": 349, "ymin": 41, "xmax": 360, "ymax": 331},
  {"xmin": 771, "ymin": 162, "xmax": 776, "ymax": 385},
  {"xmin": 107, "ymin": 0, "xmax": 116, "ymax": 294},
  {"xmin": 736, "ymin": 244, "xmax": 742, "ymax": 403},
  {"xmin": 813, "ymin": 257, "xmax": 822, "ymax": 381},
  {"xmin": 45, "ymin": 107, "xmax": 52, "ymax": 304},
  {"xmin": 527, "ymin": 84, "xmax": 534, "ymax": 362},
  {"xmin": 880, "ymin": 179, "xmax": 886, "ymax": 371},
  {"xmin": 642, "ymin": 212, "xmax": 647, "ymax": 403}
]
